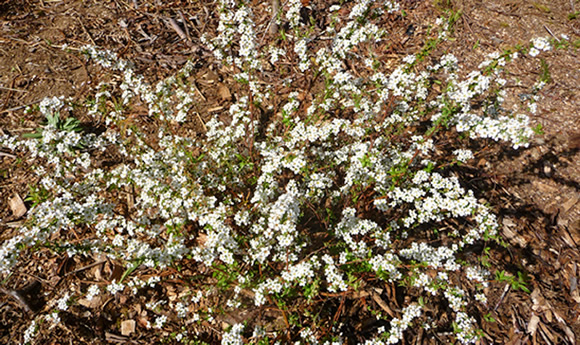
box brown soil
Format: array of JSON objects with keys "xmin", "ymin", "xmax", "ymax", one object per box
[{"xmin": 1, "ymin": 0, "xmax": 579, "ymax": 344}]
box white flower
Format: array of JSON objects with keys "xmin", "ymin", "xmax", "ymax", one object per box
[
  {"xmin": 107, "ymin": 280, "xmax": 124, "ymax": 295},
  {"xmin": 46, "ymin": 312, "xmax": 61, "ymax": 324},
  {"xmin": 86, "ymin": 284, "xmax": 100, "ymax": 301},
  {"xmin": 22, "ymin": 320, "xmax": 37, "ymax": 345},
  {"xmin": 222, "ymin": 323, "xmax": 244, "ymax": 345},
  {"xmin": 56, "ymin": 292, "xmax": 70, "ymax": 311},
  {"xmin": 453, "ymin": 149, "xmax": 474, "ymax": 163},
  {"xmin": 403, "ymin": 54, "xmax": 416, "ymax": 64},
  {"xmin": 532, "ymin": 37, "xmax": 551, "ymax": 51},
  {"xmin": 154, "ymin": 315, "xmax": 167, "ymax": 329}
]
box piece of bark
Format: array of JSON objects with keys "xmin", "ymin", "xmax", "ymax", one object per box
[
  {"xmin": 8, "ymin": 194, "xmax": 27, "ymax": 218},
  {"xmin": 121, "ymin": 320, "xmax": 136, "ymax": 336},
  {"xmin": 270, "ymin": 0, "xmax": 280, "ymax": 35}
]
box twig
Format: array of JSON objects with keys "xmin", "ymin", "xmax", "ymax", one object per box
[
  {"xmin": 260, "ymin": 0, "xmax": 289, "ymax": 45},
  {"xmin": 3, "ymin": 221, "xmax": 24, "ymax": 228},
  {"xmin": 191, "ymin": 81, "xmax": 206, "ymax": 101},
  {"xmin": 0, "ymin": 287, "xmax": 32, "ymax": 313},
  {"xmin": 494, "ymin": 283, "xmax": 511, "ymax": 312},
  {"xmin": 0, "ymin": 152, "xmax": 17, "ymax": 159},
  {"xmin": 165, "ymin": 17, "xmax": 194, "ymax": 48},
  {"xmin": 270, "ymin": 0, "xmax": 280, "ymax": 35},
  {"xmin": 178, "ymin": 11, "xmax": 190, "ymax": 40},
  {"xmin": 195, "ymin": 112, "xmax": 207, "ymax": 132},
  {"xmin": 371, "ymin": 290, "xmax": 396, "ymax": 318},
  {"xmin": 543, "ymin": 25, "xmax": 558, "ymax": 41},
  {"xmin": 0, "ymin": 99, "xmax": 43, "ymax": 114},
  {"xmin": 0, "ymin": 86, "xmax": 27, "ymax": 93},
  {"xmin": 77, "ymin": 17, "xmax": 96, "ymax": 46},
  {"xmin": 65, "ymin": 260, "xmax": 107, "ymax": 277}
]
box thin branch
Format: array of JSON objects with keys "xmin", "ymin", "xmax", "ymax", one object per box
[
  {"xmin": 0, "ymin": 152, "xmax": 17, "ymax": 159},
  {"xmin": 270, "ymin": 0, "xmax": 280, "ymax": 35}
]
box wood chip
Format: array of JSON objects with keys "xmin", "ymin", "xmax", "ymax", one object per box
[
  {"xmin": 78, "ymin": 296, "xmax": 102, "ymax": 309},
  {"xmin": 8, "ymin": 194, "xmax": 27, "ymax": 218},
  {"xmin": 561, "ymin": 193, "xmax": 579, "ymax": 214},
  {"xmin": 105, "ymin": 332, "xmax": 128, "ymax": 343},
  {"xmin": 217, "ymin": 83, "xmax": 232, "ymax": 101},
  {"xmin": 527, "ymin": 314, "xmax": 540, "ymax": 335},
  {"xmin": 531, "ymin": 180, "xmax": 558, "ymax": 194},
  {"xmin": 502, "ymin": 222, "xmax": 527, "ymax": 246},
  {"xmin": 108, "ymin": 263, "xmax": 125, "ymax": 282},
  {"xmin": 539, "ymin": 322, "xmax": 556, "ymax": 344},
  {"xmin": 207, "ymin": 106, "xmax": 224, "ymax": 113},
  {"xmin": 370, "ymin": 291, "xmax": 395, "ymax": 318},
  {"xmin": 203, "ymin": 70, "xmax": 219, "ymax": 83},
  {"xmin": 121, "ymin": 320, "xmax": 136, "ymax": 336},
  {"xmin": 137, "ymin": 316, "xmax": 149, "ymax": 329},
  {"xmin": 571, "ymin": 288, "xmax": 580, "ymax": 304},
  {"xmin": 568, "ymin": 133, "xmax": 580, "ymax": 149},
  {"xmin": 562, "ymin": 322, "xmax": 576, "ymax": 344}
]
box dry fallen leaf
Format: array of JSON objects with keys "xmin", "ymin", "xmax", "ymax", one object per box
[
  {"xmin": 8, "ymin": 193, "xmax": 27, "ymax": 218},
  {"xmin": 371, "ymin": 290, "xmax": 395, "ymax": 318},
  {"xmin": 137, "ymin": 315, "xmax": 149, "ymax": 329},
  {"xmin": 121, "ymin": 320, "xmax": 136, "ymax": 336}
]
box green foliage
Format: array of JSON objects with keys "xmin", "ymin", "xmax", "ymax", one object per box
[
  {"xmin": 120, "ymin": 259, "xmax": 145, "ymax": 283},
  {"xmin": 539, "ymin": 58, "xmax": 552, "ymax": 83},
  {"xmin": 23, "ymin": 110, "xmax": 82, "ymax": 139},
  {"xmin": 484, "ymin": 313, "xmax": 496, "ymax": 323},
  {"xmin": 25, "ymin": 184, "xmax": 51, "ymax": 208},
  {"xmin": 212, "ymin": 263, "xmax": 238, "ymax": 291},
  {"xmin": 495, "ymin": 270, "xmax": 531, "ymax": 293}
]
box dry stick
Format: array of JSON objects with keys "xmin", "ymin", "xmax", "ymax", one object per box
[
  {"xmin": 77, "ymin": 17, "xmax": 96, "ymax": 46},
  {"xmin": 260, "ymin": 0, "xmax": 289, "ymax": 45},
  {"xmin": 0, "ymin": 288, "xmax": 32, "ymax": 313},
  {"xmin": 543, "ymin": 25, "xmax": 559, "ymax": 41},
  {"xmin": 0, "ymin": 99, "xmax": 43, "ymax": 114},
  {"xmin": 191, "ymin": 82, "xmax": 206, "ymax": 101},
  {"xmin": 165, "ymin": 17, "xmax": 194, "ymax": 48},
  {"xmin": 178, "ymin": 11, "xmax": 190, "ymax": 40},
  {"xmin": 494, "ymin": 283, "xmax": 511, "ymax": 312},
  {"xmin": 0, "ymin": 152, "xmax": 16, "ymax": 159},
  {"xmin": 0, "ymin": 86, "xmax": 27, "ymax": 93},
  {"xmin": 270, "ymin": 0, "xmax": 280, "ymax": 35},
  {"xmin": 65, "ymin": 260, "xmax": 107, "ymax": 277},
  {"xmin": 195, "ymin": 112, "xmax": 207, "ymax": 132}
]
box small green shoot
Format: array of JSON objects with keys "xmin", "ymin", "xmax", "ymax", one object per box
[
  {"xmin": 539, "ymin": 58, "xmax": 552, "ymax": 84},
  {"xmin": 495, "ymin": 270, "xmax": 531, "ymax": 293}
]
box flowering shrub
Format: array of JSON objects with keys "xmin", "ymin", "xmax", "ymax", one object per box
[{"xmin": 0, "ymin": 0, "xmax": 565, "ymax": 344}]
